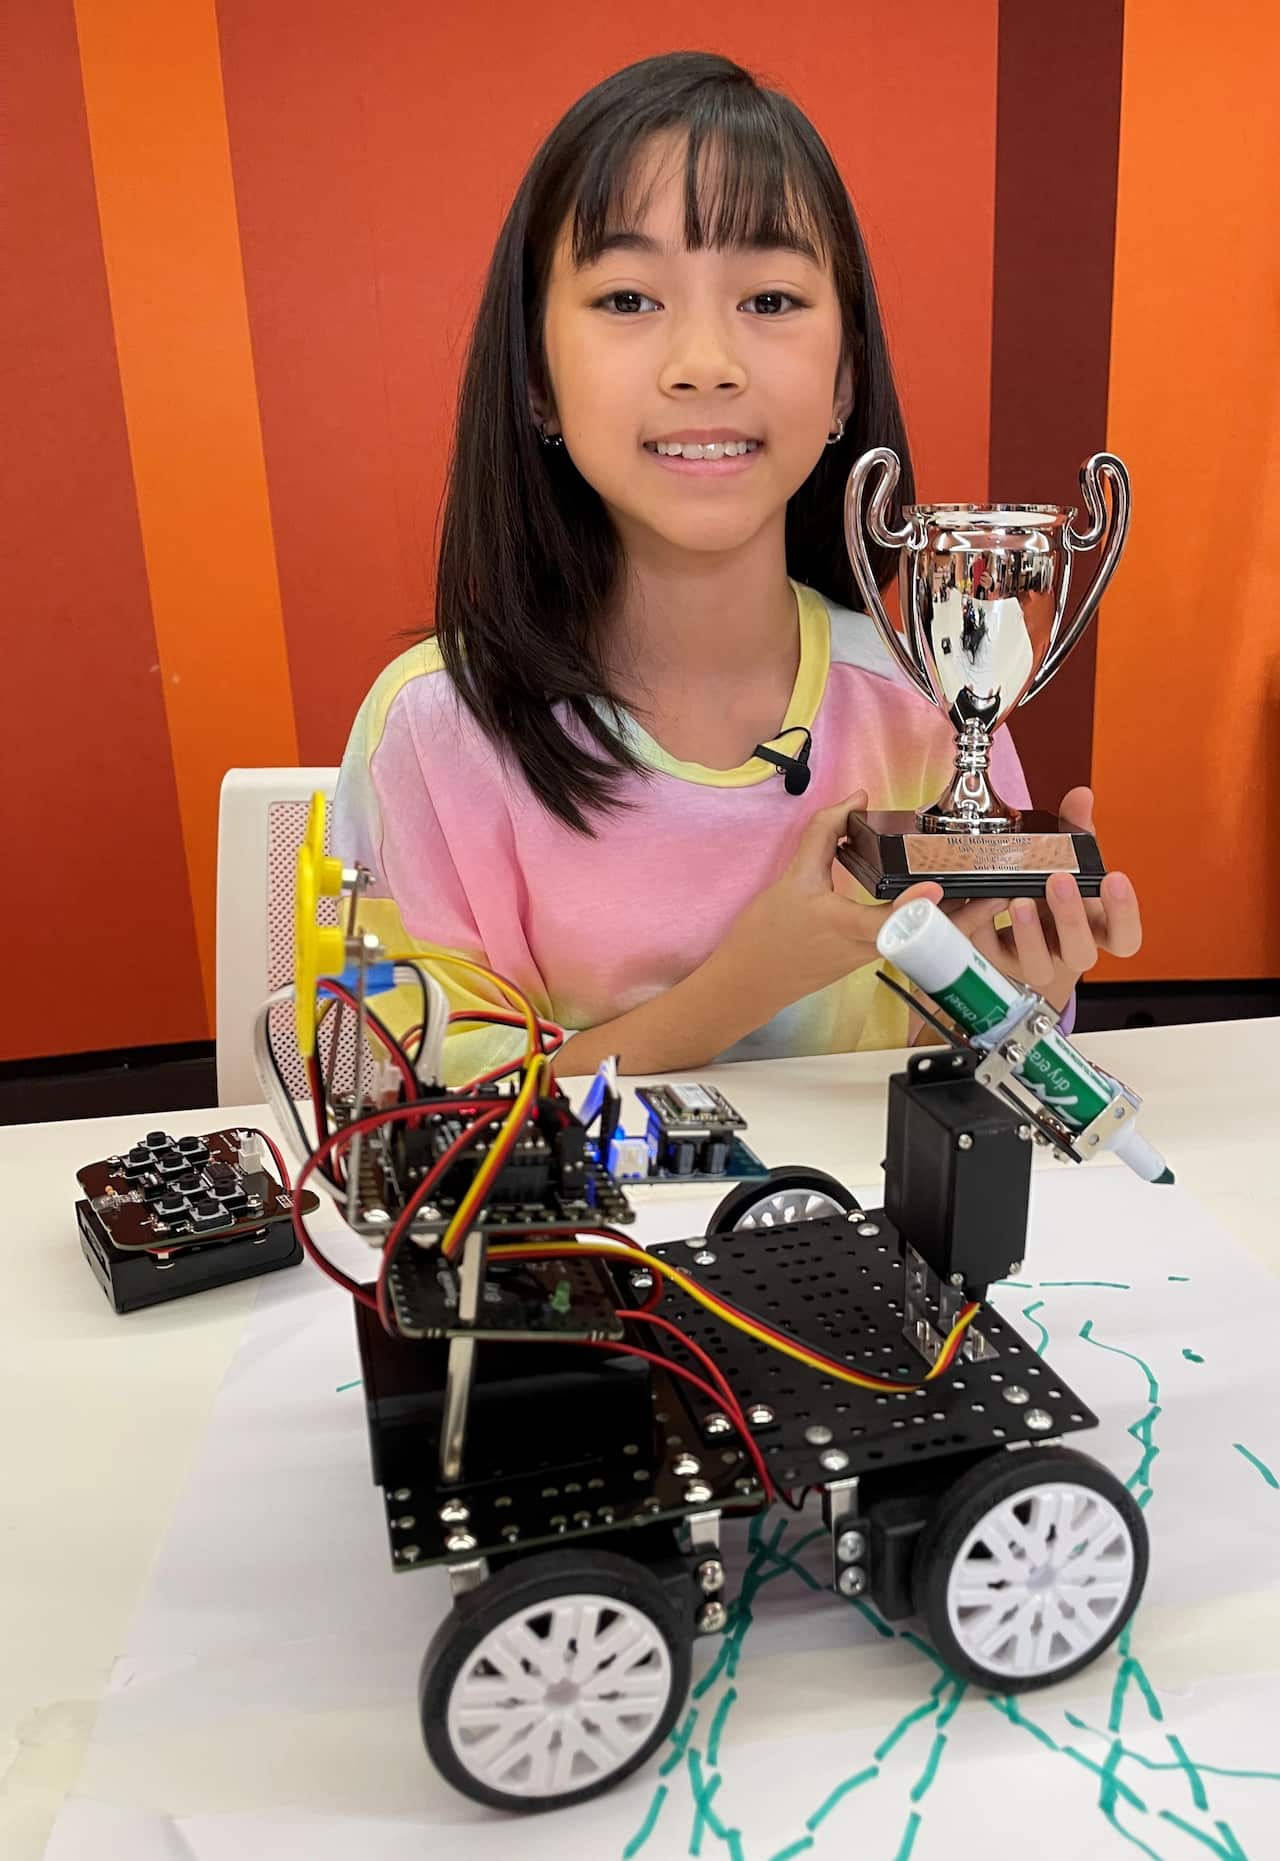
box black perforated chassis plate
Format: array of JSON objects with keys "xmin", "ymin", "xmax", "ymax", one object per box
[
  {"xmin": 359, "ymin": 1208, "xmax": 1097, "ymax": 1573},
  {"xmin": 644, "ymin": 1208, "xmax": 1098, "ymax": 1489}
]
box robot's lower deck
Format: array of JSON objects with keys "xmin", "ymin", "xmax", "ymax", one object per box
[{"xmin": 356, "ymin": 1211, "xmax": 1097, "ymax": 1572}]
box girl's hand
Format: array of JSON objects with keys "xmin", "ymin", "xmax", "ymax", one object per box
[
  {"xmin": 715, "ymin": 791, "xmax": 1007, "ymax": 1017},
  {"xmin": 960, "ymin": 786, "xmax": 1143, "ymax": 1011}
]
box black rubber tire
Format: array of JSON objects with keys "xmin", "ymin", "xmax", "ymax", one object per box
[
  {"xmin": 419, "ymin": 1548, "xmax": 691, "ymax": 1813},
  {"xmin": 707, "ymin": 1165, "xmax": 862, "ymax": 1235},
  {"xmin": 911, "ymin": 1445, "xmax": 1148, "ymax": 1693}
]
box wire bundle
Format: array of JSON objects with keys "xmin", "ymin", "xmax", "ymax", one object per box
[{"xmin": 266, "ymin": 831, "xmax": 982, "ymax": 1506}]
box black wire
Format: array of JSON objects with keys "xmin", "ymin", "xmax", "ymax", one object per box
[
  {"xmin": 263, "ymin": 1012, "xmax": 342, "ymax": 1187},
  {"xmin": 406, "ymin": 964, "xmax": 431, "ymax": 1066}
]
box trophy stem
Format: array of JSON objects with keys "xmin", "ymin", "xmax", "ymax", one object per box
[{"xmin": 917, "ymin": 722, "xmax": 1022, "ymax": 834}]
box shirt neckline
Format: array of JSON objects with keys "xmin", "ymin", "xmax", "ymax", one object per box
[{"xmin": 603, "ymin": 579, "xmax": 831, "ymax": 788}]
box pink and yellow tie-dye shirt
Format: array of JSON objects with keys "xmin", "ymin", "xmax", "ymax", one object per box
[{"xmin": 331, "ymin": 578, "xmax": 1031, "ymax": 1082}]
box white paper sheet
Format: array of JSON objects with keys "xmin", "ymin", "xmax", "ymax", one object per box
[{"xmin": 44, "ymin": 1173, "xmax": 1280, "ymax": 1860}]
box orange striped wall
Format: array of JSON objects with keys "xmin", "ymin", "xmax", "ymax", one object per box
[
  {"xmin": 6, "ymin": 2, "xmax": 1274, "ymax": 1064},
  {"xmin": 1092, "ymin": 0, "xmax": 1280, "ymax": 980},
  {"xmin": 7, "ymin": 1, "xmax": 998, "ymax": 1062}
]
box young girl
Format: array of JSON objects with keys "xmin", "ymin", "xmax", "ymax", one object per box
[{"xmin": 332, "ymin": 51, "xmax": 1141, "ymax": 1085}]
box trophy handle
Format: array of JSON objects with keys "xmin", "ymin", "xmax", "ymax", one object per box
[
  {"xmin": 1029, "ymin": 452, "xmax": 1131, "ymax": 700},
  {"xmin": 844, "ymin": 447, "xmax": 934, "ymax": 703}
]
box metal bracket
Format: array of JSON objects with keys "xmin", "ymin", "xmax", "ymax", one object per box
[
  {"xmin": 686, "ymin": 1510, "xmax": 722, "ymax": 1555},
  {"xmin": 447, "ymin": 1558, "xmax": 490, "ymax": 1599},
  {"xmin": 439, "ymin": 1229, "xmax": 486, "ymax": 1483},
  {"xmin": 903, "ymin": 1245, "xmax": 998, "ymax": 1365}
]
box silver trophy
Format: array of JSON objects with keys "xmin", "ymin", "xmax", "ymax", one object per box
[{"xmin": 839, "ymin": 445, "xmax": 1130, "ymax": 898}]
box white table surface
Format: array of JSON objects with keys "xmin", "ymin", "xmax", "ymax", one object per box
[{"xmin": 3, "ymin": 1018, "xmax": 1277, "ymax": 1858}]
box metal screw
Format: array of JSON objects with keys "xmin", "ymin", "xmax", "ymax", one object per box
[
  {"xmin": 363, "ymin": 1207, "xmax": 390, "ymax": 1227},
  {"xmin": 949, "ymin": 1272, "xmax": 965, "ymax": 1288},
  {"xmin": 703, "ymin": 1413, "xmax": 732, "ymax": 1437},
  {"xmin": 501, "ymin": 1524, "xmax": 520, "ymax": 1543},
  {"xmin": 1017, "ymin": 1124, "xmax": 1033, "ymax": 1141},
  {"xmin": 685, "ymin": 1237, "xmax": 706, "ymax": 1251},
  {"xmin": 804, "ymin": 1424, "xmax": 834, "ymax": 1446},
  {"xmin": 1113, "ymin": 1103, "xmax": 1126, "ymax": 1119},
  {"xmin": 837, "ymin": 1565, "xmax": 868, "ymax": 1598},
  {"xmin": 957, "ymin": 1134, "xmax": 974, "ymax": 1151},
  {"xmin": 673, "ymin": 1453, "xmax": 701, "ymax": 1478},
  {"xmin": 1003, "ymin": 1385, "xmax": 1030, "ymax": 1406},
  {"xmin": 1030, "ymin": 1013, "xmax": 1053, "ymax": 1038},
  {"xmin": 1007, "ymin": 1260, "xmax": 1023, "ymax": 1275},
  {"xmin": 697, "ymin": 1600, "xmax": 728, "ymax": 1635},
  {"xmin": 685, "ymin": 1481, "xmax": 713, "ymax": 1504},
  {"xmin": 820, "ymin": 1448, "xmax": 850, "ymax": 1473},
  {"xmin": 1003, "ymin": 1042, "xmax": 1026, "ymax": 1068},
  {"xmin": 446, "ymin": 1530, "xmax": 477, "ymax": 1554},
  {"xmin": 747, "ymin": 1405, "xmax": 775, "ymax": 1427},
  {"xmin": 400, "ymin": 1544, "xmax": 421, "ymax": 1563},
  {"xmin": 629, "ymin": 1269, "xmax": 654, "ymax": 1290},
  {"xmin": 836, "ymin": 1529, "xmax": 866, "ymax": 1564},
  {"xmin": 857, "ymin": 1223, "xmax": 880, "ymax": 1237},
  {"xmin": 393, "ymin": 1488, "xmax": 412, "ymax": 1503},
  {"xmin": 696, "ymin": 1558, "xmax": 726, "ymax": 1594},
  {"xmin": 694, "ymin": 1251, "xmax": 717, "ymax": 1266},
  {"xmin": 734, "ymin": 1477, "xmax": 759, "ymax": 1494},
  {"xmin": 393, "ymin": 1514, "xmax": 416, "ymax": 1530},
  {"xmin": 1025, "ymin": 1409, "xmax": 1054, "ymax": 1433},
  {"xmin": 439, "ymin": 1500, "xmax": 470, "ymax": 1525}
]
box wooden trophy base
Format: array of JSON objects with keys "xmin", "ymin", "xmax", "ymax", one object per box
[{"xmin": 836, "ymin": 808, "xmax": 1105, "ymax": 901}]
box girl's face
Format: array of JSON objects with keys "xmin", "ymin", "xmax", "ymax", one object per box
[{"xmin": 536, "ymin": 132, "xmax": 852, "ymax": 564}]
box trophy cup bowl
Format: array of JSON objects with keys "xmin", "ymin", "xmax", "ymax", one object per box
[{"xmin": 838, "ymin": 445, "xmax": 1130, "ymax": 899}]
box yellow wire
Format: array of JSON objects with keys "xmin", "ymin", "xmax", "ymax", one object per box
[
  {"xmin": 439, "ymin": 1054, "xmax": 550, "ymax": 1258},
  {"xmin": 382, "ymin": 948, "xmax": 541, "ymax": 1064},
  {"xmin": 489, "ymin": 1237, "xmax": 979, "ymax": 1395}
]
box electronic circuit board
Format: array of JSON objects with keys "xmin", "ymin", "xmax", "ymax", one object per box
[{"xmin": 76, "ymin": 1127, "xmax": 317, "ymax": 1251}]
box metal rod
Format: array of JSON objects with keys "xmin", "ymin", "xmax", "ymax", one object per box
[{"xmin": 440, "ymin": 1229, "xmax": 486, "ymax": 1482}]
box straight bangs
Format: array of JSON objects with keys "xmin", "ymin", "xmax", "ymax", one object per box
[{"xmin": 568, "ymin": 101, "xmax": 837, "ymax": 274}]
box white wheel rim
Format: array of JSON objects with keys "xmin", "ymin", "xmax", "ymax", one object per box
[
  {"xmin": 946, "ymin": 1479, "xmax": 1135, "ymax": 1680},
  {"xmin": 734, "ymin": 1186, "xmax": 847, "ymax": 1229},
  {"xmin": 445, "ymin": 1591, "xmax": 674, "ymax": 1799}
]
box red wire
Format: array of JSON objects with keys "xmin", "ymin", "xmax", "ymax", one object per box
[
  {"xmin": 583, "ymin": 1337, "xmax": 774, "ymax": 1502},
  {"xmin": 617, "ymin": 1305, "xmax": 776, "ymax": 1500},
  {"xmin": 317, "ymin": 980, "xmax": 419, "ymax": 1097}
]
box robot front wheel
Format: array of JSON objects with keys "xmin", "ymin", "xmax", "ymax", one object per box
[
  {"xmin": 420, "ymin": 1547, "xmax": 692, "ymax": 1813},
  {"xmin": 912, "ymin": 1445, "xmax": 1149, "ymax": 1692},
  {"xmin": 707, "ymin": 1165, "xmax": 862, "ymax": 1234}
]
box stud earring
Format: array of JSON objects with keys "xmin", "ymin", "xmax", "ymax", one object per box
[
  {"xmin": 826, "ymin": 416, "xmax": 846, "ymax": 446},
  {"xmin": 538, "ymin": 423, "xmax": 565, "ymax": 448}
]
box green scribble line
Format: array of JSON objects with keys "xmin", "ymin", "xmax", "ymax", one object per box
[
  {"xmin": 874, "ymin": 1694, "xmax": 941, "ymax": 1762},
  {"xmin": 706, "ymin": 1687, "xmax": 736, "ymax": 1768},
  {"xmin": 623, "ymin": 1784, "xmax": 667, "ymax": 1858},
  {"xmin": 659, "ymin": 1707, "xmax": 698, "ymax": 1777},
  {"xmin": 1168, "ymin": 1275, "xmax": 1191, "ymax": 1281},
  {"xmin": 687, "ymin": 1748, "xmax": 725, "ymax": 1856},
  {"xmin": 766, "ymin": 1840, "xmax": 814, "ymax": 1861},
  {"xmin": 1079, "ymin": 1319, "xmax": 1159, "ymax": 1402},
  {"xmin": 910, "ymin": 1730, "xmax": 946, "ymax": 1803},
  {"xmin": 1168, "ymin": 1734, "xmax": 1210, "ymax": 1811},
  {"xmin": 1040, "ymin": 1279, "xmax": 1132, "ymax": 1289},
  {"xmin": 892, "ymin": 1809, "xmax": 923, "ymax": 1861},
  {"xmin": 1158, "ymin": 1809, "xmax": 1249, "ymax": 1858},
  {"xmin": 804, "ymin": 1763, "xmax": 879, "ymax": 1833},
  {"xmin": 936, "ymin": 1678, "xmax": 968, "ymax": 1729},
  {"xmin": 990, "ymin": 1692, "xmax": 1061, "ymax": 1752},
  {"xmin": 1063, "ymin": 1744, "xmax": 1148, "ymax": 1812},
  {"xmin": 1022, "ymin": 1298, "xmax": 1049, "ymax": 1355},
  {"xmin": 335, "ymin": 1378, "xmax": 360, "ymax": 1392},
  {"xmin": 1233, "ymin": 1442, "xmax": 1279, "ymax": 1489},
  {"xmin": 1182, "ymin": 1349, "xmax": 1205, "ymax": 1364}
]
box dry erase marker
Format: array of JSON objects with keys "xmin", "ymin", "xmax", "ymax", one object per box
[{"xmin": 876, "ymin": 899, "xmax": 1174, "ymax": 1185}]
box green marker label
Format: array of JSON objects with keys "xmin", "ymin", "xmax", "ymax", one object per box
[
  {"xmin": 1020, "ymin": 1037, "xmax": 1110, "ymax": 1130},
  {"xmin": 934, "ymin": 951, "xmax": 1011, "ymax": 1037}
]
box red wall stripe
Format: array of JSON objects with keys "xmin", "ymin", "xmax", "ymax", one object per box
[{"xmin": 2, "ymin": 0, "xmax": 206, "ymax": 1062}]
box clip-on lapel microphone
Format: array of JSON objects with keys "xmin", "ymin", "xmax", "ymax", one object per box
[{"xmin": 752, "ymin": 725, "xmax": 813, "ymax": 796}]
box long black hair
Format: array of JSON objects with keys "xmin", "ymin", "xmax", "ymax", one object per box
[{"xmin": 429, "ymin": 50, "xmax": 915, "ymax": 832}]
